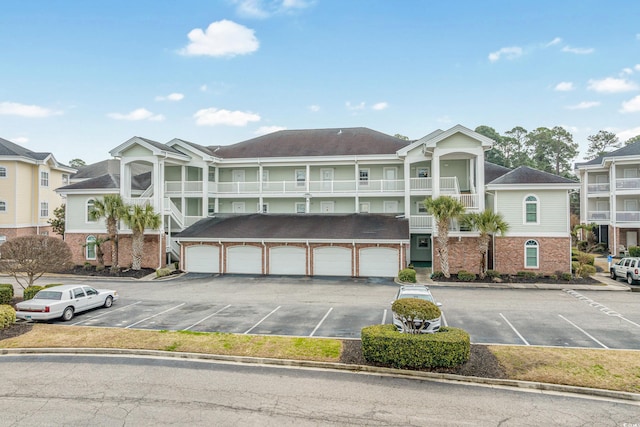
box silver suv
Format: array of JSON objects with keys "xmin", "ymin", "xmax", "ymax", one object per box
[
  {"xmin": 610, "ymin": 257, "xmax": 640, "ymax": 285},
  {"xmin": 392, "ymin": 285, "xmax": 443, "ymax": 333}
]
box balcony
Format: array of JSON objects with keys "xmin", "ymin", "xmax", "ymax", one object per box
[
  {"xmin": 587, "ymin": 211, "xmax": 610, "ymax": 221},
  {"xmin": 587, "ymin": 182, "xmax": 610, "ymax": 194},
  {"xmin": 616, "ymin": 211, "xmax": 640, "ymax": 222},
  {"xmin": 165, "ymin": 181, "xmax": 204, "ymax": 195},
  {"xmin": 410, "ymin": 215, "xmax": 433, "ymax": 231},
  {"xmin": 615, "ymin": 178, "xmax": 640, "ymax": 191},
  {"xmin": 410, "ymin": 177, "xmax": 459, "ymax": 193},
  {"xmin": 214, "ymin": 179, "xmax": 405, "ymax": 195}
]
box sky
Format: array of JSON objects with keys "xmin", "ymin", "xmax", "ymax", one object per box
[{"xmin": 1, "ymin": 0, "xmax": 639, "ymax": 166}]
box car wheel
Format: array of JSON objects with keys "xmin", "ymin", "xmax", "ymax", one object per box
[
  {"xmin": 61, "ymin": 307, "xmax": 74, "ymax": 322},
  {"xmin": 610, "ymin": 270, "xmax": 617, "ymax": 280},
  {"xmin": 627, "ymin": 275, "xmax": 636, "ymax": 285},
  {"xmin": 103, "ymin": 296, "xmax": 113, "ymax": 308}
]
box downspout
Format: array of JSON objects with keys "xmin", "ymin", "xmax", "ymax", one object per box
[
  {"xmin": 352, "ymin": 241, "xmax": 356, "ymax": 277},
  {"xmin": 219, "ymin": 241, "xmax": 225, "ymax": 274},
  {"xmin": 262, "ymin": 240, "xmax": 267, "ymax": 275},
  {"xmin": 306, "ymin": 240, "xmax": 310, "ymax": 276}
]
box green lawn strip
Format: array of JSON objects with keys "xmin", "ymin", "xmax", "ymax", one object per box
[{"xmin": 489, "ymin": 345, "xmax": 640, "ymax": 394}]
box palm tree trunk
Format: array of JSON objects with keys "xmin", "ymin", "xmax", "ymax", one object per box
[
  {"xmin": 478, "ymin": 235, "xmax": 491, "ymax": 279},
  {"xmin": 437, "ymin": 220, "xmax": 451, "ymax": 278},
  {"xmin": 107, "ymin": 219, "xmax": 119, "ymax": 272},
  {"xmin": 131, "ymin": 232, "xmax": 144, "ymax": 270}
]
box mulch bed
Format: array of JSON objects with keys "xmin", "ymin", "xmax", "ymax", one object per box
[
  {"xmin": 434, "ymin": 274, "xmax": 600, "ymax": 285},
  {"xmin": 63, "ymin": 265, "xmax": 156, "ymax": 279}
]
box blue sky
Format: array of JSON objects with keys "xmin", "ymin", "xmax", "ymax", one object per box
[{"xmin": 1, "ymin": 0, "xmax": 639, "ymax": 165}]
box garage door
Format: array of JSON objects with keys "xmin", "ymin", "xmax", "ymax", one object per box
[
  {"xmin": 270, "ymin": 246, "xmax": 306, "ymax": 275},
  {"xmin": 227, "ymin": 245, "xmax": 262, "ymax": 274},
  {"xmin": 359, "ymin": 247, "xmax": 399, "ymax": 277},
  {"xmin": 185, "ymin": 245, "xmax": 219, "ymax": 273},
  {"xmin": 313, "ymin": 246, "xmax": 352, "ymax": 276}
]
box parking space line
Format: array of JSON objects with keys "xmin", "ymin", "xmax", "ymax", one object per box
[
  {"xmin": 309, "ymin": 307, "xmax": 333, "ymax": 337},
  {"xmin": 71, "ymin": 301, "xmax": 142, "ymax": 326},
  {"xmin": 124, "ymin": 303, "xmax": 186, "ymax": 329},
  {"xmin": 558, "ymin": 314, "xmax": 608, "ymax": 349},
  {"xmin": 244, "ymin": 306, "xmax": 281, "ymax": 334},
  {"xmin": 381, "ymin": 309, "xmax": 387, "ymax": 325},
  {"xmin": 182, "ymin": 305, "xmax": 232, "ymax": 331},
  {"xmin": 563, "ymin": 290, "xmax": 640, "ymax": 328},
  {"xmin": 499, "ymin": 313, "xmax": 530, "ymax": 345}
]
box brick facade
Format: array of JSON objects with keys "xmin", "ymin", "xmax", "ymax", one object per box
[
  {"xmin": 65, "ymin": 232, "xmax": 165, "ymax": 269},
  {"xmin": 0, "ymin": 226, "xmax": 59, "ymax": 239}
]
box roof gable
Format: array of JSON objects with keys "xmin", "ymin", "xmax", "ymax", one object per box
[
  {"xmin": 487, "ymin": 166, "xmax": 578, "ymax": 186},
  {"xmin": 109, "ymin": 136, "xmax": 190, "ymax": 160}
]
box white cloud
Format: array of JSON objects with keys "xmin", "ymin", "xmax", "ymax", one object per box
[
  {"xmin": 617, "ymin": 126, "xmax": 640, "ymax": 141},
  {"xmin": 545, "ymin": 37, "xmax": 562, "ymax": 47},
  {"xmin": 234, "ymin": 0, "xmax": 313, "ymax": 18},
  {"xmin": 588, "ymin": 77, "xmax": 639, "ymax": 93},
  {"xmin": 0, "ymin": 101, "xmax": 62, "ymax": 118},
  {"xmin": 488, "ymin": 46, "xmax": 522, "ymax": 62},
  {"xmin": 565, "ymin": 101, "xmax": 600, "ymax": 110},
  {"xmin": 620, "ymin": 95, "xmax": 640, "ymax": 113},
  {"xmin": 254, "ymin": 125, "xmax": 286, "ymax": 135},
  {"xmin": 200, "ymin": 84, "xmax": 208, "ymax": 92},
  {"xmin": 155, "ymin": 93, "xmax": 184, "ymax": 101},
  {"xmin": 179, "ymin": 20, "xmax": 259, "ymax": 57},
  {"xmin": 194, "ymin": 107, "xmax": 260, "ymax": 126},
  {"xmin": 308, "ymin": 104, "xmax": 320, "ymax": 112},
  {"xmin": 107, "ymin": 108, "xmax": 165, "ymax": 121},
  {"xmin": 554, "ymin": 81, "xmax": 574, "ymax": 91},
  {"xmin": 621, "ymin": 67, "xmax": 634, "ymax": 75},
  {"xmin": 12, "ymin": 136, "xmax": 29, "ymax": 144},
  {"xmin": 561, "ymin": 45, "xmax": 594, "ymax": 54},
  {"xmin": 346, "ymin": 101, "xmax": 366, "ymax": 111},
  {"xmin": 635, "ymin": 64, "xmax": 640, "ymax": 72},
  {"xmin": 372, "ymin": 102, "xmax": 388, "ymax": 111}
]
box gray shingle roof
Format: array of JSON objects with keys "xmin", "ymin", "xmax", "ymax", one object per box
[
  {"xmin": 72, "ymin": 159, "xmax": 151, "ymax": 180},
  {"xmin": 488, "ymin": 166, "xmax": 578, "ymax": 185},
  {"xmin": 176, "ymin": 214, "xmax": 409, "ymax": 240},
  {"xmin": 0, "ymin": 137, "xmax": 51, "ymax": 161},
  {"xmin": 212, "ymin": 128, "xmax": 412, "ymax": 158},
  {"xmin": 137, "ymin": 137, "xmax": 186, "ymax": 155},
  {"xmin": 484, "ymin": 162, "xmax": 512, "ymax": 183},
  {"xmin": 59, "ymin": 171, "xmax": 150, "ymax": 191},
  {"xmin": 575, "ymin": 140, "xmax": 640, "ymax": 167}
]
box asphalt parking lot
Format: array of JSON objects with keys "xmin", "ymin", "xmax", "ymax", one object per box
[{"xmin": 27, "ymin": 274, "xmax": 640, "ymax": 349}]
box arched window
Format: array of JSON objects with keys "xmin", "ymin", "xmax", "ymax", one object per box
[
  {"xmin": 0, "ymin": 201, "xmax": 6, "ymax": 212},
  {"xmin": 86, "ymin": 236, "xmax": 96, "ymax": 260},
  {"xmin": 0, "ymin": 167, "xmax": 6, "ymax": 178},
  {"xmin": 524, "ymin": 195, "xmax": 539, "ymax": 224},
  {"xmin": 525, "ymin": 240, "xmax": 539, "ymax": 268},
  {"xmin": 87, "ymin": 199, "xmax": 96, "ymax": 222}
]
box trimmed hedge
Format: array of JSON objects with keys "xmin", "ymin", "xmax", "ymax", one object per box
[
  {"xmin": 23, "ymin": 286, "xmax": 44, "ymax": 301},
  {"xmin": 361, "ymin": 324, "xmax": 470, "ymax": 369},
  {"xmin": 156, "ymin": 268, "xmax": 172, "ymax": 278},
  {"xmin": 0, "ymin": 304, "xmax": 16, "ymax": 329},
  {"xmin": 0, "ymin": 284, "xmax": 13, "ymax": 305},
  {"xmin": 457, "ymin": 270, "xmax": 476, "ymax": 281},
  {"xmin": 629, "ymin": 246, "xmax": 640, "ymax": 257},
  {"xmin": 397, "ymin": 268, "xmax": 417, "ymax": 283},
  {"xmin": 391, "ymin": 298, "xmax": 440, "ymax": 333}
]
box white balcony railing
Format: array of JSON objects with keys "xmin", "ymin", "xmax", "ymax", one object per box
[
  {"xmin": 452, "ymin": 193, "xmax": 479, "ymax": 210},
  {"xmin": 615, "ymin": 178, "xmax": 640, "ymax": 190},
  {"xmin": 616, "ymin": 211, "xmax": 640, "ymax": 222},
  {"xmin": 410, "ymin": 215, "xmax": 433, "ymax": 230},
  {"xmin": 587, "ymin": 183, "xmax": 610, "ymax": 193},
  {"xmin": 214, "ymin": 179, "xmax": 404, "ymax": 195},
  {"xmin": 123, "ymin": 197, "xmax": 153, "ymax": 207},
  {"xmin": 587, "ymin": 211, "xmax": 610, "ymax": 221},
  {"xmin": 165, "ymin": 181, "xmax": 204, "ymax": 194},
  {"xmin": 409, "ymin": 177, "xmax": 459, "ymax": 193}
]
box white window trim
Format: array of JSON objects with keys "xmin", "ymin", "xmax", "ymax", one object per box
[
  {"xmin": 524, "ymin": 239, "xmax": 539, "ymax": 269},
  {"xmin": 40, "ymin": 171, "xmax": 49, "ymax": 187},
  {"xmin": 295, "ymin": 169, "xmax": 306, "ymax": 187},
  {"xmin": 523, "ymin": 194, "xmax": 540, "ymax": 225},
  {"xmin": 86, "ymin": 235, "xmax": 97, "ymax": 260},
  {"xmin": 257, "ymin": 202, "xmax": 269, "ymax": 213},
  {"xmin": 0, "ymin": 166, "xmax": 7, "ymax": 178},
  {"xmin": 0, "ymin": 200, "xmax": 6, "ymax": 213},
  {"xmin": 39, "ymin": 201, "xmax": 49, "ymax": 218},
  {"xmin": 416, "ymin": 201, "xmax": 427, "ymax": 214},
  {"xmin": 417, "ymin": 167, "xmax": 430, "ymax": 178},
  {"xmin": 295, "ymin": 202, "xmax": 306, "ymax": 214},
  {"xmin": 359, "ymin": 168, "xmax": 370, "ymax": 186}
]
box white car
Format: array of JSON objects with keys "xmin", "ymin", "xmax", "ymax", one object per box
[
  {"xmin": 392, "ymin": 285, "xmax": 443, "ymax": 333},
  {"xmin": 15, "ymin": 284, "xmax": 118, "ymax": 322}
]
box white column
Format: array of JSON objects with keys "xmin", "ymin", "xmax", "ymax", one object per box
[
  {"xmin": 354, "ymin": 162, "xmax": 359, "ymax": 212},
  {"xmin": 214, "ymin": 167, "xmax": 219, "ymax": 213},
  {"xmin": 432, "ymin": 150, "xmax": 440, "ymax": 197},
  {"xmin": 403, "ymin": 159, "xmax": 411, "ymax": 216},
  {"xmin": 581, "ymin": 170, "xmax": 588, "ymax": 223},
  {"xmin": 476, "ymin": 156, "xmax": 485, "ymax": 211}
]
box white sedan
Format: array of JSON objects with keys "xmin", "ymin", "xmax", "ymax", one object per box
[{"xmin": 15, "ymin": 284, "xmax": 118, "ymax": 322}]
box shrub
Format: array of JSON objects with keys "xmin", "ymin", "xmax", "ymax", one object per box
[
  {"xmin": 578, "ymin": 264, "xmax": 596, "ymax": 278},
  {"xmin": 391, "ymin": 298, "xmax": 441, "ymax": 333},
  {"xmin": 361, "ymin": 324, "xmax": 470, "ymax": 369},
  {"xmin": 457, "ymin": 270, "xmax": 476, "ymax": 281},
  {"xmin": 629, "ymin": 246, "xmax": 640, "ymax": 257},
  {"xmin": 23, "ymin": 285, "xmax": 44, "ymax": 300},
  {"xmin": 430, "ymin": 271, "xmax": 444, "ymax": 280},
  {"xmin": 549, "ymin": 274, "xmax": 558, "ymax": 281},
  {"xmin": 516, "ymin": 271, "xmax": 536, "ymax": 279},
  {"xmin": 0, "ymin": 304, "xmax": 16, "ymax": 329},
  {"xmin": 83, "ymin": 262, "xmax": 92, "ymax": 270},
  {"xmin": 485, "ymin": 270, "xmax": 500, "ymax": 279},
  {"xmin": 561, "ymin": 272, "xmax": 573, "ymax": 281},
  {"xmin": 0, "ymin": 284, "xmax": 14, "ymax": 304},
  {"xmin": 397, "ymin": 268, "xmax": 417, "ymax": 283},
  {"xmin": 156, "ymin": 267, "xmax": 172, "ymax": 278}
]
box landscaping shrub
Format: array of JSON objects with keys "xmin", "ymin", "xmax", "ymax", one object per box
[
  {"xmin": 430, "ymin": 271, "xmax": 444, "ymax": 280},
  {"xmin": 0, "ymin": 284, "xmax": 14, "ymax": 304},
  {"xmin": 156, "ymin": 267, "xmax": 172, "ymax": 278},
  {"xmin": 23, "ymin": 286, "xmax": 44, "ymax": 300},
  {"xmin": 391, "ymin": 298, "xmax": 440, "ymax": 333},
  {"xmin": 516, "ymin": 271, "xmax": 536, "ymax": 279},
  {"xmin": 361, "ymin": 324, "xmax": 470, "ymax": 369},
  {"xmin": 578, "ymin": 264, "xmax": 596, "ymax": 278},
  {"xmin": 629, "ymin": 246, "xmax": 640, "ymax": 257},
  {"xmin": 398, "ymin": 268, "xmax": 417, "ymax": 283},
  {"xmin": 457, "ymin": 270, "xmax": 476, "ymax": 281},
  {"xmin": 485, "ymin": 270, "xmax": 500, "ymax": 279},
  {"xmin": 561, "ymin": 272, "xmax": 573, "ymax": 281},
  {"xmin": 0, "ymin": 304, "xmax": 16, "ymax": 329}
]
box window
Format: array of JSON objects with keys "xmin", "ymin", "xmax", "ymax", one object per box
[
  {"xmin": 73, "ymin": 287, "xmax": 86, "ymax": 298},
  {"xmin": 0, "ymin": 201, "xmax": 6, "ymax": 212},
  {"xmin": 525, "ymin": 240, "xmax": 539, "ymax": 268},
  {"xmin": 359, "ymin": 168, "xmax": 370, "ymax": 186},
  {"xmin": 295, "ymin": 169, "xmax": 306, "ymax": 187},
  {"xmin": 40, "ymin": 171, "xmax": 49, "ymax": 187},
  {"xmin": 208, "ymin": 199, "xmax": 215, "ymax": 216},
  {"xmin": 257, "ymin": 203, "xmax": 269, "ymax": 213},
  {"xmin": 62, "ymin": 174, "xmax": 69, "ymax": 185},
  {"xmin": 86, "ymin": 236, "xmax": 96, "ymax": 260},
  {"xmin": 0, "ymin": 235, "xmax": 6, "ymax": 245},
  {"xmin": 416, "ymin": 201, "xmax": 427, "ymax": 214},
  {"xmin": 40, "ymin": 202, "xmax": 49, "ymax": 218},
  {"xmin": 0, "ymin": 167, "xmax": 6, "ymax": 178},
  {"xmin": 524, "ymin": 195, "xmax": 538, "ymax": 224},
  {"xmin": 359, "ymin": 202, "xmax": 370, "ymax": 213},
  {"xmin": 87, "ymin": 199, "xmax": 96, "ymax": 222},
  {"xmin": 40, "ymin": 231, "xmax": 48, "ymax": 236},
  {"xmin": 417, "ymin": 167, "xmax": 429, "ymax": 178},
  {"xmin": 208, "ymin": 167, "xmax": 216, "ymax": 182},
  {"xmin": 295, "ymin": 202, "xmax": 306, "ymax": 214}
]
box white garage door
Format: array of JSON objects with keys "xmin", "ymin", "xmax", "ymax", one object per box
[
  {"xmin": 185, "ymin": 245, "xmax": 220, "ymax": 273},
  {"xmin": 227, "ymin": 245, "xmax": 262, "ymax": 274},
  {"xmin": 359, "ymin": 247, "xmax": 399, "ymax": 277},
  {"xmin": 313, "ymin": 246, "xmax": 352, "ymax": 276},
  {"xmin": 270, "ymin": 246, "xmax": 306, "ymax": 275}
]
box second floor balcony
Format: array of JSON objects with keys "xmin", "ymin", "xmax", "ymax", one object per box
[{"xmin": 214, "ymin": 179, "xmax": 405, "ymax": 195}]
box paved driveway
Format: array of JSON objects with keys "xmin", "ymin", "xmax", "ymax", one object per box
[{"xmin": 23, "ymin": 274, "xmax": 640, "ymax": 349}]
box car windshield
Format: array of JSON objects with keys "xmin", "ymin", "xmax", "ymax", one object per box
[
  {"xmin": 33, "ymin": 291, "xmax": 62, "ymax": 300},
  {"xmin": 398, "ymin": 293, "xmax": 434, "ymax": 303}
]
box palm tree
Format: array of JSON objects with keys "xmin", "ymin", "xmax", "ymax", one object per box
[
  {"xmin": 90, "ymin": 195, "xmax": 126, "ymax": 272},
  {"xmin": 122, "ymin": 204, "xmax": 161, "ymax": 270},
  {"xmin": 425, "ymin": 196, "xmax": 466, "ymax": 278},
  {"xmin": 461, "ymin": 210, "xmax": 509, "ymax": 279}
]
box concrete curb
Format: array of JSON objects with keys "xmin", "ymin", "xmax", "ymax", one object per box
[{"xmin": 1, "ymin": 347, "xmax": 638, "ymax": 403}]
